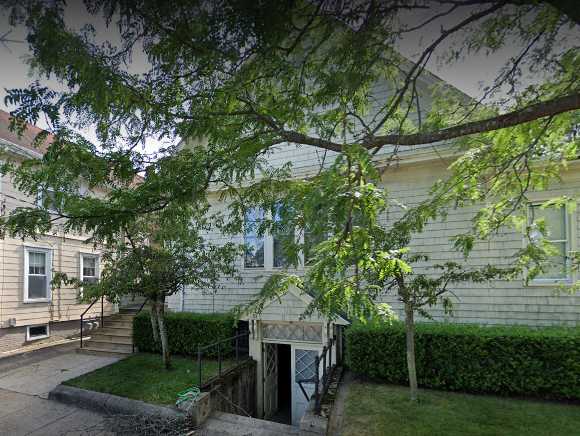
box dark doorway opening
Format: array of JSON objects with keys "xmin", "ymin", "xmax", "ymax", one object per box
[{"xmin": 270, "ymin": 343, "xmax": 292, "ymax": 425}]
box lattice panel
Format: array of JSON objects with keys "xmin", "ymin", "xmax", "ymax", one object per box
[
  {"xmin": 262, "ymin": 322, "xmax": 322, "ymax": 342},
  {"xmin": 264, "ymin": 343, "xmax": 277, "ymax": 376},
  {"xmin": 295, "ymin": 349, "xmax": 318, "ymax": 382}
]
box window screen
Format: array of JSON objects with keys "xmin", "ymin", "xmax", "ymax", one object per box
[
  {"xmin": 244, "ymin": 208, "xmax": 265, "ymax": 268},
  {"xmin": 27, "ymin": 251, "xmax": 48, "ymax": 299}
]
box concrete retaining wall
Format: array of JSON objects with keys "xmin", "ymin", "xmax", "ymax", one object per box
[{"xmin": 202, "ymin": 358, "xmax": 257, "ymax": 418}]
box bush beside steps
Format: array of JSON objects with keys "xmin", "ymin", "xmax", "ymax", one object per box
[
  {"xmin": 345, "ymin": 321, "xmax": 580, "ymax": 400},
  {"xmin": 133, "ymin": 311, "xmax": 236, "ymax": 357}
]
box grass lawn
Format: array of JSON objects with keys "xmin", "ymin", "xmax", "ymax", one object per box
[
  {"xmin": 64, "ymin": 353, "xmax": 233, "ymax": 405},
  {"xmin": 342, "ymin": 381, "xmax": 580, "ymax": 436}
]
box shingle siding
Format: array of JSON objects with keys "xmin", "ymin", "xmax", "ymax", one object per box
[{"xmin": 172, "ymin": 154, "xmax": 580, "ymax": 327}]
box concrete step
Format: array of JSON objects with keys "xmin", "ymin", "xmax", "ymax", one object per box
[
  {"xmin": 119, "ymin": 306, "xmax": 143, "ymax": 314},
  {"xmin": 89, "ymin": 333, "xmax": 133, "ymax": 345},
  {"xmin": 96, "ymin": 327, "xmax": 132, "ymax": 337},
  {"xmin": 77, "ymin": 347, "xmax": 132, "ymax": 357},
  {"xmin": 83, "ymin": 340, "xmax": 133, "ymax": 354},
  {"xmin": 107, "ymin": 314, "xmax": 136, "ymax": 322},
  {"xmin": 203, "ymin": 412, "xmax": 299, "ymax": 436},
  {"xmin": 103, "ymin": 320, "xmax": 133, "ymax": 329}
]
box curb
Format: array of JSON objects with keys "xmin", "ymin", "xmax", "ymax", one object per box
[{"xmin": 49, "ymin": 384, "xmax": 185, "ymax": 419}]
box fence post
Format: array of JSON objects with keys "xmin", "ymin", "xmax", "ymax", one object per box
[
  {"xmin": 314, "ymin": 355, "xmax": 321, "ymax": 414},
  {"xmin": 322, "ymin": 346, "xmax": 327, "ymax": 386},
  {"xmin": 329, "ymin": 339, "xmax": 333, "ymax": 369},
  {"xmin": 218, "ymin": 342, "xmax": 222, "ymax": 376},
  {"xmin": 100, "ymin": 295, "xmax": 104, "ymax": 327},
  {"xmin": 80, "ymin": 317, "xmax": 83, "ymax": 349},
  {"xmin": 197, "ymin": 345, "xmax": 202, "ymax": 387},
  {"xmin": 235, "ymin": 335, "xmax": 239, "ymax": 361}
]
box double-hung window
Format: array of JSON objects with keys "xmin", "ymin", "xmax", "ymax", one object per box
[
  {"xmin": 244, "ymin": 208, "xmax": 265, "ymax": 268},
  {"xmin": 24, "ymin": 247, "xmax": 51, "ymax": 302},
  {"xmin": 36, "ymin": 188, "xmax": 59, "ymax": 213},
  {"xmin": 80, "ymin": 254, "xmax": 99, "ymax": 284},
  {"xmin": 273, "ymin": 204, "xmax": 293, "ymax": 268},
  {"xmin": 528, "ymin": 203, "xmax": 571, "ymax": 282},
  {"xmin": 303, "ymin": 225, "xmax": 326, "ymax": 266}
]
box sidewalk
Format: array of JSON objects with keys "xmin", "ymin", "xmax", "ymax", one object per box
[{"xmin": 0, "ymin": 347, "xmax": 120, "ymax": 435}]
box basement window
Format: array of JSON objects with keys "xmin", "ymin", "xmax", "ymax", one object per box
[{"xmin": 26, "ymin": 324, "xmax": 49, "ymax": 341}]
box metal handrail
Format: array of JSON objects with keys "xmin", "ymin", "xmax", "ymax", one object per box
[
  {"xmin": 79, "ymin": 294, "xmax": 104, "ymax": 349},
  {"xmin": 196, "ymin": 331, "xmax": 250, "ymax": 387}
]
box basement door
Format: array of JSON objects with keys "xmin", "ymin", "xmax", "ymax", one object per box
[{"xmin": 291, "ymin": 346, "xmax": 319, "ymax": 426}]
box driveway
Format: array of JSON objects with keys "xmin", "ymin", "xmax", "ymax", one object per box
[{"xmin": 0, "ymin": 346, "xmax": 120, "ymax": 436}]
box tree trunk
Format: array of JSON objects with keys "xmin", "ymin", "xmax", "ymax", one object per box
[
  {"xmin": 149, "ymin": 303, "xmax": 160, "ymax": 347},
  {"xmin": 404, "ymin": 300, "xmax": 418, "ymax": 401},
  {"xmin": 155, "ymin": 299, "xmax": 171, "ymax": 370}
]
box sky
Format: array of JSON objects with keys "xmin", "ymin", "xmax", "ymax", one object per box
[{"xmin": 0, "ymin": 3, "xmax": 578, "ymax": 154}]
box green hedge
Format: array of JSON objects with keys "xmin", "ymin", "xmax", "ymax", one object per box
[
  {"xmin": 133, "ymin": 311, "xmax": 236, "ymax": 357},
  {"xmin": 345, "ymin": 322, "xmax": 580, "ymax": 400}
]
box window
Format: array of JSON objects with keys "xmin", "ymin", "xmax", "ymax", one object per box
[
  {"xmin": 528, "ymin": 204, "xmax": 570, "ymax": 281},
  {"xmin": 36, "ymin": 188, "xmax": 59, "ymax": 213},
  {"xmin": 303, "ymin": 227, "xmax": 326, "ymax": 265},
  {"xmin": 80, "ymin": 254, "xmax": 99, "ymax": 284},
  {"xmin": 24, "ymin": 247, "xmax": 51, "ymax": 302},
  {"xmin": 244, "ymin": 208, "xmax": 265, "ymax": 268},
  {"xmin": 273, "ymin": 204, "xmax": 293, "ymax": 268},
  {"xmin": 26, "ymin": 324, "xmax": 49, "ymax": 341}
]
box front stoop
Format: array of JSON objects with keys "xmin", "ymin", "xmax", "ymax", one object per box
[
  {"xmin": 78, "ymin": 309, "xmax": 138, "ymax": 356},
  {"xmin": 203, "ymin": 411, "xmax": 300, "ymax": 436}
]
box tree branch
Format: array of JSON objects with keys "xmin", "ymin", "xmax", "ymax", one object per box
[
  {"xmin": 263, "ymin": 92, "xmax": 579, "ymax": 152},
  {"xmin": 366, "ymin": 92, "xmax": 579, "ymax": 147}
]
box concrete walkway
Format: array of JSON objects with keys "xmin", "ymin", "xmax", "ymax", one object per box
[{"xmin": 0, "ymin": 347, "xmax": 121, "ymax": 435}]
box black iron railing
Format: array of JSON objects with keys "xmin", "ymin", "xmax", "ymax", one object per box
[
  {"xmin": 79, "ymin": 294, "xmax": 105, "ymax": 349},
  {"xmin": 196, "ymin": 331, "xmax": 250, "ymax": 387}
]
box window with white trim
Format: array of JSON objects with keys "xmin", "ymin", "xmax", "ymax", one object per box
[
  {"xmin": 80, "ymin": 254, "xmax": 99, "ymax": 284},
  {"xmin": 24, "ymin": 247, "xmax": 51, "ymax": 302},
  {"xmin": 303, "ymin": 226, "xmax": 326, "ymax": 266},
  {"xmin": 273, "ymin": 204, "xmax": 293, "ymax": 268},
  {"xmin": 244, "ymin": 208, "xmax": 265, "ymax": 268},
  {"xmin": 36, "ymin": 188, "xmax": 59, "ymax": 213},
  {"xmin": 528, "ymin": 203, "xmax": 571, "ymax": 281},
  {"xmin": 26, "ymin": 324, "xmax": 49, "ymax": 341}
]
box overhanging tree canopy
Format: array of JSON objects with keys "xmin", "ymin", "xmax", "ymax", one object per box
[{"xmin": 1, "ymin": 0, "xmax": 578, "ymax": 401}]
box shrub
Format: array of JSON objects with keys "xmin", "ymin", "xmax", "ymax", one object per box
[
  {"xmin": 345, "ymin": 322, "xmax": 580, "ymax": 400},
  {"xmin": 133, "ymin": 311, "xmax": 236, "ymax": 357}
]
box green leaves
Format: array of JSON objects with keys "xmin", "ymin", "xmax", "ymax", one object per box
[{"xmin": 133, "ymin": 311, "xmax": 236, "ymax": 357}]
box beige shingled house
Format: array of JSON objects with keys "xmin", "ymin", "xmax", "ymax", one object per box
[{"xmin": 0, "ymin": 110, "xmax": 117, "ymax": 353}]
